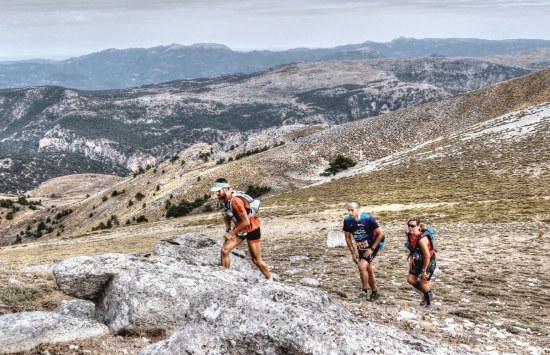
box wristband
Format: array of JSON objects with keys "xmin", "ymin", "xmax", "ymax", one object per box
[{"xmin": 421, "ymin": 269, "xmax": 426, "ymax": 272}]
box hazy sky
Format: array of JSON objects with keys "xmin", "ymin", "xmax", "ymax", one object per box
[{"xmin": 1, "ymin": 0, "xmax": 550, "ymax": 61}]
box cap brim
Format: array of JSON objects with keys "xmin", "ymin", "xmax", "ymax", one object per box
[{"xmin": 210, "ymin": 182, "xmax": 230, "ymax": 191}]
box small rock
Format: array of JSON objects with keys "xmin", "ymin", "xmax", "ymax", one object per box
[
  {"xmin": 69, "ymin": 345, "xmax": 79, "ymax": 351},
  {"xmin": 289, "ymin": 256, "xmax": 309, "ymax": 263},
  {"xmin": 458, "ymin": 344, "xmax": 471, "ymax": 351},
  {"xmin": 299, "ymin": 278, "xmax": 320, "ymax": 287},
  {"xmin": 326, "ymin": 230, "xmax": 347, "ymax": 248},
  {"xmin": 397, "ymin": 311, "xmax": 416, "ymax": 320}
]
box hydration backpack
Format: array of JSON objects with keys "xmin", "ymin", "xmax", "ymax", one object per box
[
  {"xmin": 404, "ymin": 226, "xmax": 436, "ymax": 256},
  {"xmin": 220, "ymin": 190, "xmax": 260, "ymax": 222}
]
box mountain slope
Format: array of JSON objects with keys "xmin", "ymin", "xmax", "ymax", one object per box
[
  {"xmin": 0, "ymin": 58, "xmax": 535, "ymax": 193},
  {"xmin": 484, "ymin": 48, "xmax": 550, "ymax": 71},
  {"xmin": 1, "ymin": 67, "xmax": 548, "ymax": 245}
]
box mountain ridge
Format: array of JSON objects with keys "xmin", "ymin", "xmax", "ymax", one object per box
[{"xmin": 2, "ymin": 37, "xmax": 550, "ymax": 90}]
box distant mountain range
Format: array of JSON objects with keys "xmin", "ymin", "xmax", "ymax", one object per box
[{"xmin": 2, "ymin": 37, "xmax": 550, "ymax": 90}]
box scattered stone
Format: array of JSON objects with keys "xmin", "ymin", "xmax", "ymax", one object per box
[
  {"xmin": 326, "ymin": 230, "xmax": 347, "ymax": 248},
  {"xmin": 0, "ymin": 311, "xmax": 109, "ymax": 354},
  {"xmin": 289, "ymin": 255, "xmax": 309, "ymax": 263},
  {"xmin": 299, "ymin": 277, "xmax": 321, "ymax": 286},
  {"xmin": 397, "ymin": 311, "xmax": 416, "ymax": 320}
]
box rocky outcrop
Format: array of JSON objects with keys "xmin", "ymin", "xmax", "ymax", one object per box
[
  {"xmin": 0, "ymin": 301, "xmax": 109, "ymax": 354},
  {"xmin": 39, "ymin": 125, "xmax": 158, "ymax": 171},
  {"xmin": 137, "ymin": 281, "xmax": 468, "ymax": 355},
  {"xmin": 53, "ymin": 235, "xmax": 256, "ymax": 334},
  {"xmin": 1, "ymin": 232, "xmax": 472, "ymax": 354}
]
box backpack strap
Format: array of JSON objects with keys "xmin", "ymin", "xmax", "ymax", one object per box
[{"xmin": 228, "ymin": 194, "xmax": 252, "ymax": 220}]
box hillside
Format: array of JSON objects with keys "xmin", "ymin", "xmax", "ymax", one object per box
[
  {"xmin": 484, "ymin": 47, "xmax": 550, "ymax": 71},
  {"xmin": 1, "ymin": 67, "xmax": 548, "ymax": 247},
  {"xmin": 0, "ymin": 58, "xmax": 536, "ymax": 193},
  {"xmin": 0, "ymin": 65, "xmax": 549, "ymax": 355}
]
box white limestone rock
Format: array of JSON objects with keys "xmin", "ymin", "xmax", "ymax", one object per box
[
  {"xmin": 138, "ymin": 282, "xmax": 471, "ymax": 355},
  {"xmin": 326, "ymin": 230, "xmax": 347, "ymax": 248},
  {"xmin": 0, "ymin": 311, "xmax": 109, "ymax": 354},
  {"xmin": 53, "ymin": 234, "xmax": 258, "ymax": 334},
  {"xmin": 53, "ymin": 299, "xmax": 97, "ymax": 320},
  {"xmin": 153, "ymin": 233, "xmax": 250, "ymax": 272}
]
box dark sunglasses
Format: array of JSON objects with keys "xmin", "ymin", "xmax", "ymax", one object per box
[{"xmin": 408, "ymin": 224, "xmax": 417, "ymax": 228}]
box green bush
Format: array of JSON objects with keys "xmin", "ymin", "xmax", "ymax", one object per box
[
  {"xmin": 245, "ymin": 184, "xmax": 272, "ymax": 198},
  {"xmin": 320, "ymin": 155, "xmax": 357, "ymax": 176},
  {"xmin": 166, "ymin": 196, "xmax": 209, "ymax": 218}
]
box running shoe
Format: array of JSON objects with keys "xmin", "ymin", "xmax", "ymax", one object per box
[
  {"xmin": 358, "ymin": 290, "xmax": 368, "ymax": 300},
  {"xmin": 369, "ymin": 292, "xmax": 380, "ymax": 301}
]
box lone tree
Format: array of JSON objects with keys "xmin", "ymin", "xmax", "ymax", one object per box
[{"xmin": 320, "ymin": 155, "xmax": 357, "ymax": 176}]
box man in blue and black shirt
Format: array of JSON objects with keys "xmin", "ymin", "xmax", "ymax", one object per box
[{"xmin": 343, "ymin": 201, "xmax": 385, "ymax": 301}]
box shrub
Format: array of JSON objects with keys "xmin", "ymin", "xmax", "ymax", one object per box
[
  {"xmin": 135, "ymin": 192, "xmax": 145, "ymax": 201},
  {"xmin": 246, "ymin": 184, "xmax": 272, "ymax": 198},
  {"xmin": 136, "ymin": 215, "xmax": 148, "ymax": 223},
  {"xmin": 320, "ymin": 155, "xmax": 357, "ymax": 176},
  {"xmin": 166, "ymin": 196, "xmax": 209, "ymax": 218}
]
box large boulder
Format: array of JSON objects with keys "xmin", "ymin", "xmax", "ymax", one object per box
[
  {"xmin": 153, "ymin": 233, "xmax": 250, "ymax": 272},
  {"xmin": 53, "ymin": 234, "xmax": 260, "ymax": 334},
  {"xmin": 49, "ymin": 232, "xmax": 471, "ymax": 355},
  {"xmin": 0, "ymin": 309, "xmax": 109, "ymax": 354},
  {"xmin": 138, "ymin": 282, "xmax": 471, "ymax": 355}
]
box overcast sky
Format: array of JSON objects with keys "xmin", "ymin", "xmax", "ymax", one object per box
[{"xmin": 1, "ymin": 0, "xmax": 550, "ymax": 61}]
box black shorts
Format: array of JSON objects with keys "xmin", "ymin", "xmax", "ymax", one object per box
[
  {"xmin": 236, "ymin": 228, "xmax": 261, "ymax": 243},
  {"xmin": 409, "ymin": 255, "xmax": 437, "ymax": 280},
  {"xmin": 358, "ymin": 246, "xmax": 379, "ymax": 263}
]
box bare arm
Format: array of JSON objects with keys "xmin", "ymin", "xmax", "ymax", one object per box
[{"xmin": 418, "ymin": 237, "xmax": 431, "ymax": 279}]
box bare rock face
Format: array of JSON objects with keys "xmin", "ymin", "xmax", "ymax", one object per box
[
  {"xmin": 53, "ymin": 234, "xmax": 259, "ymax": 334},
  {"xmin": 49, "ymin": 232, "xmax": 472, "ymax": 354},
  {"xmin": 138, "ymin": 282, "xmax": 470, "ymax": 355},
  {"xmin": 53, "ymin": 299, "xmax": 98, "ymax": 320},
  {"xmin": 153, "ymin": 233, "xmax": 249, "ymax": 272},
  {"xmin": 0, "ymin": 310, "xmax": 109, "ymax": 354}
]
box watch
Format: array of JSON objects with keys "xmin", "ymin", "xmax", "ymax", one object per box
[{"xmin": 421, "ymin": 269, "xmax": 426, "ymax": 272}]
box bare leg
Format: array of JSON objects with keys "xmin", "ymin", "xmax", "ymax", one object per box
[
  {"xmin": 358, "ymin": 259, "xmax": 370, "ymax": 289},
  {"xmin": 220, "ymin": 237, "xmax": 243, "ymax": 268},
  {"xmin": 366, "ymin": 262, "xmax": 377, "ymax": 292},
  {"xmin": 247, "ymin": 240, "xmax": 271, "ymax": 279}
]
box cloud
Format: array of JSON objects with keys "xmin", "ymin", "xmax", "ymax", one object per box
[{"xmin": 1, "ymin": 0, "xmax": 549, "ymax": 60}]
